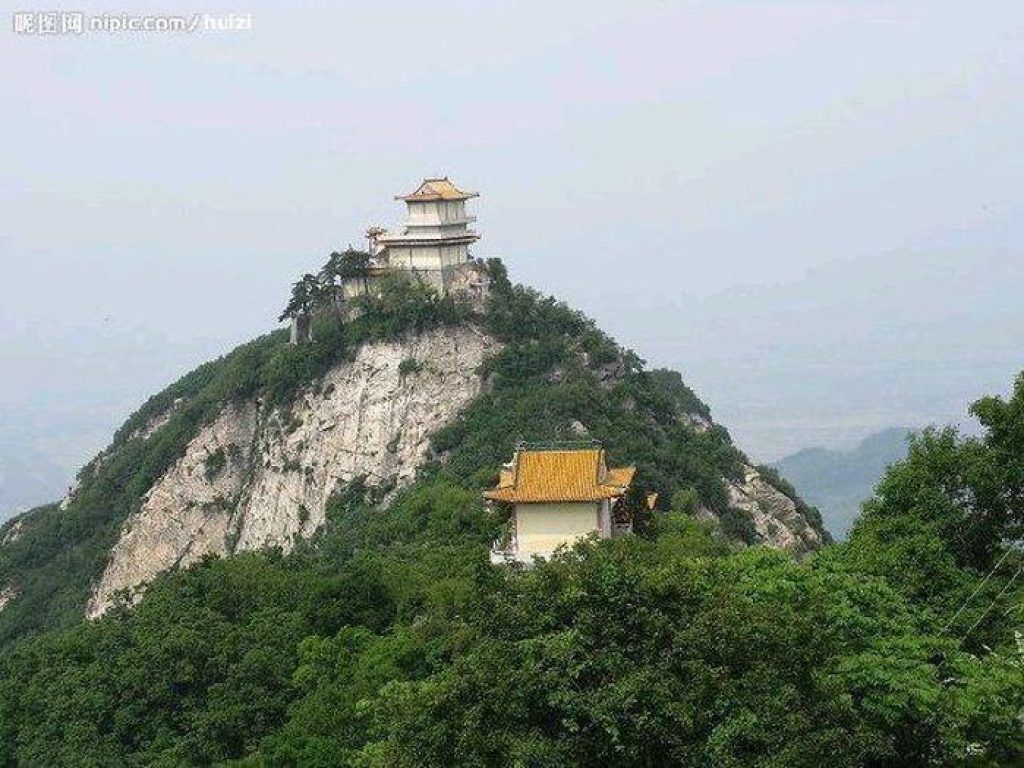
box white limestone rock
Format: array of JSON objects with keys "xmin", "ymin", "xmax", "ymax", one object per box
[
  {"xmin": 0, "ymin": 582, "xmax": 19, "ymax": 613},
  {"xmin": 236, "ymin": 328, "xmax": 494, "ymax": 551},
  {"xmin": 87, "ymin": 401, "xmax": 258, "ymax": 617},
  {"xmin": 1, "ymin": 518, "xmax": 25, "ymax": 546},
  {"xmin": 682, "ymin": 412, "xmax": 712, "ymax": 433},
  {"xmin": 88, "ymin": 325, "xmax": 498, "ymax": 618},
  {"xmin": 726, "ymin": 464, "xmax": 824, "ymax": 555}
]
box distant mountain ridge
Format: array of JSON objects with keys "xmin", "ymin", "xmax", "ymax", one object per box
[
  {"xmin": 0, "ymin": 447, "xmax": 66, "ymax": 524},
  {"xmin": 0, "ymin": 404, "xmax": 128, "ymax": 524},
  {"xmin": 773, "ymin": 427, "xmax": 915, "ymax": 538}
]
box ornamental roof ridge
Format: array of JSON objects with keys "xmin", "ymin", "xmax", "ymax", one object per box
[{"xmin": 396, "ymin": 177, "xmax": 479, "ymax": 201}]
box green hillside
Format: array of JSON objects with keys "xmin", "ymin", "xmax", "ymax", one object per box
[
  {"xmin": 0, "ymin": 265, "xmax": 1020, "ymax": 765},
  {"xmin": 774, "ymin": 428, "xmax": 914, "ymax": 538},
  {"xmin": 0, "ymin": 261, "xmax": 816, "ymax": 647}
]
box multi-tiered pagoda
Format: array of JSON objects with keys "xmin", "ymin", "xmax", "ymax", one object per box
[{"xmin": 373, "ymin": 177, "xmax": 480, "ymax": 274}]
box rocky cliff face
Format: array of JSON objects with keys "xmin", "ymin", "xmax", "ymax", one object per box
[
  {"xmin": 0, "ymin": 583, "xmax": 19, "ymax": 612},
  {"xmin": 88, "ymin": 325, "xmax": 498, "ymax": 617},
  {"xmin": 726, "ymin": 466, "xmax": 824, "ymax": 554},
  {"xmin": 575, "ymin": 413, "xmax": 824, "ymax": 556}
]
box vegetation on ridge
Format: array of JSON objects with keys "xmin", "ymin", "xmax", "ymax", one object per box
[
  {"xmin": 430, "ymin": 260, "xmax": 755, "ymax": 520},
  {"xmin": 278, "ymin": 247, "xmax": 373, "ymax": 324}
]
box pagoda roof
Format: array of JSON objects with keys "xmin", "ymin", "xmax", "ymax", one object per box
[
  {"xmin": 484, "ymin": 448, "xmax": 635, "ymax": 504},
  {"xmin": 397, "ymin": 177, "xmax": 479, "ymax": 202}
]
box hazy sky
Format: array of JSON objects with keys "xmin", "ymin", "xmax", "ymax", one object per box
[{"xmin": 2, "ymin": 1, "xmax": 1022, "ymax": 509}]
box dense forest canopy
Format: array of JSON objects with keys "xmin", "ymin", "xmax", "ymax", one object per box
[{"xmin": 0, "ymin": 263, "xmax": 1020, "ymax": 765}]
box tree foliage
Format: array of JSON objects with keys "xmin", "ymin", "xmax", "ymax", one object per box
[
  {"xmin": 3, "ymin": 453, "xmax": 1020, "ymax": 766},
  {"xmin": 278, "ymin": 273, "xmax": 322, "ymax": 323},
  {"xmin": 279, "ymin": 249, "xmax": 375, "ymax": 324}
]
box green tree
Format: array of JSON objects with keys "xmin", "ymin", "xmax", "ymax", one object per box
[
  {"xmin": 319, "ymin": 248, "xmax": 373, "ymax": 308},
  {"xmin": 849, "ymin": 374, "xmax": 1024, "ymax": 574},
  {"xmin": 278, "ymin": 273, "xmax": 322, "ymax": 323}
]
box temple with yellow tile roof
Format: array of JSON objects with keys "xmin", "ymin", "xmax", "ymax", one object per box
[{"xmin": 485, "ymin": 444, "xmax": 637, "ymax": 564}]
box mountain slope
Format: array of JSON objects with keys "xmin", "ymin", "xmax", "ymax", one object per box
[
  {"xmin": 773, "ymin": 428, "xmax": 913, "ymax": 538},
  {"xmin": 0, "ymin": 262, "xmax": 826, "ymax": 643},
  {"xmin": 88, "ymin": 326, "xmax": 495, "ymax": 616}
]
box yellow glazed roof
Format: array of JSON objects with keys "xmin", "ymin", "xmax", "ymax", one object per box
[
  {"xmin": 484, "ymin": 449, "xmax": 635, "ymax": 504},
  {"xmin": 605, "ymin": 466, "xmax": 637, "ymax": 488},
  {"xmin": 397, "ymin": 177, "xmax": 478, "ymax": 201}
]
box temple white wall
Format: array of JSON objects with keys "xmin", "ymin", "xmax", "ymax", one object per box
[
  {"xmin": 598, "ymin": 499, "xmax": 613, "ymax": 538},
  {"xmin": 514, "ymin": 502, "xmax": 600, "ymax": 560},
  {"xmin": 406, "ymin": 199, "xmax": 469, "ymax": 225},
  {"xmin": 385, "ymin": 244, "xmax": 470, "ymax": 271}
]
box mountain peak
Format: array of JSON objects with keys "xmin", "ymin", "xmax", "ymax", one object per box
[{"xmin": 1, "ymin": 262, "xmax": 825, "ymax": 637}]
